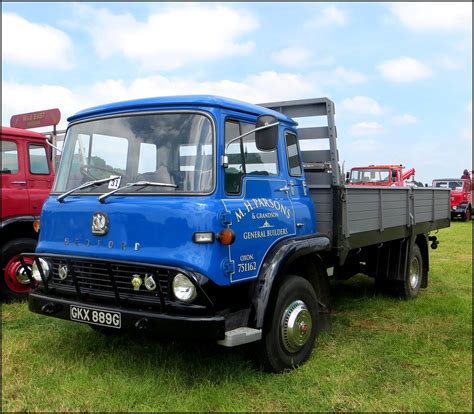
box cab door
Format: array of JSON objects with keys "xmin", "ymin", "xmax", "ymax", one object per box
[
  {"xmin": 284, "ymin": 131, "xmax": 316, "ymax": 235},
  {"xmin": 1, "ymin": 137, "xmax": 30, "ymax": 218},
  {"xmin": 222, "ymin": 120, "xmax": 295, "ymax": 283},
  {"xmin": 26, "ymin": 143, "xmax": 54, "ymax": 215}
]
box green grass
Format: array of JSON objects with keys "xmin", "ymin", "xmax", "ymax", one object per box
[{"xmin": 2, "ymin": 222, "xmax": 472, "ymax": 412}]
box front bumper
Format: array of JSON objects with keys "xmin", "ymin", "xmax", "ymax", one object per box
[
  {"xmin": 29, "ymin": 292, "xmax": 225, "ymax": 340},
  {"xmin": 451, "ymin": 205, "xmax": 468, "ymax": 217}
]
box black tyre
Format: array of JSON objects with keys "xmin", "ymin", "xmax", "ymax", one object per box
[
  {"xmin": 258, "ymin": 275, "xmax": 319, "ymax": 372},
  {"xmin": 396, "ymin": 244, "xmax": 423, "ymax": 299},
  {"xmin": 1, "ymin": 238, "xmax": 37, "ymax": 302}
]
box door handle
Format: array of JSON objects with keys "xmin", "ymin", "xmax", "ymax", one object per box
[
  {"xmin": 278, "ymin": 186, "xmax": 290, "ymax": 193},
  {"xmin": 11, "ymin": 181, "xmax": 27, "ymax": 185}
]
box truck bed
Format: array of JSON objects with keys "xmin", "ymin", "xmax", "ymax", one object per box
[
  {"xmin": 261, "ymin": 97, "xmax": 451, "ymax": 262},
  {"xmin": 308, "ymin": 184, "xmax": 450, "ymax": 253}
]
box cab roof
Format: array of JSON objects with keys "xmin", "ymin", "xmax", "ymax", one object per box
[
  {"xmin": 352, "ymin": 165, "xmax": 404, "ymax": 170},
  {"xmin": 67, "ymin": 95, "xmax": 297, "ymax": 125},
  {"xmin": 1, "ymin": 126, "xmax": 47, "ymax": 140}
]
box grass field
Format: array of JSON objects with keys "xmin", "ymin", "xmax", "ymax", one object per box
[{"xmin": 2, "ymin": 222, "xmax": 472, "ymax": 412}]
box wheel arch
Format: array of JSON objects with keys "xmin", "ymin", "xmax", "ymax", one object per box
[
  {"xmin": 250, "ymin": 234, "xmax": 331, "ymax": 329},
  {"xmin": 0, "ymin": 217, "xmax": 38, "ymax": 246}
]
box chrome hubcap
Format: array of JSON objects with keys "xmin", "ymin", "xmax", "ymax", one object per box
[
  {"xmin": 15, "ymin": 264, "xmax": 31, "ymax": 285},
  {"xmin": 409, "ymin": 256, "xmax": 420, "ymax": 289},
  {"xmin": 281, "ymin": 300, "xmax": 312, "ymax": 352}
]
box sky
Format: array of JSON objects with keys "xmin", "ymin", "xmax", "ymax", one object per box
[{"xmin": 2, "ymin": 2, "xmax": 472, "ymax": 184}]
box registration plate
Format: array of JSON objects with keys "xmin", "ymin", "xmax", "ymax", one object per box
[{"xmin": 70, "ymin": 305, "xmax": 121, "ymax": 329}]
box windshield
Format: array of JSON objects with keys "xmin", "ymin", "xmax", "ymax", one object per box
[
  {"xmin": 350, "ymin": 168, "xmax": 390, "ymax": 183},
  {"xmin": 433, "ymin": 180, "xmax": 462, "ymax": 191},
  {"xmin": 54, "ymin": 112, "xmax": 214, "ymax": 194}
]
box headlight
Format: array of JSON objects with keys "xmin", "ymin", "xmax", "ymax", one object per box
[
  {"xmin": 172, "ymin": 273, "xmax": 197, "ymax": 302},
  {"xmin": 31, "ymin": 258, "xmax": 50, "ymax": 282}
]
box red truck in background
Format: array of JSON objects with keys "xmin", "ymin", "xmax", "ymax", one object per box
[
  {"xmin": 432, "ymin": 178, "xmax": 473, "ymax": 221},
  {"xmin": 1, "ymin": 126, "xmax": 55, "ymax": 300},
  {"xmin": 346, "ymin": 164, "xmax": 416, "ymax": 187}
]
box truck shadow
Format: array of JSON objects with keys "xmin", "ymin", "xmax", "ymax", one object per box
[
  {"xmin": 330, "ymin": 274, "xmax": 377, "ymax": 303},
  {"xmin": 56, "ymin": 324, "xmax": 261, "ymax": 382},
  {"xmin": 50, "ymin": 274, "xmax": 387, "ymax": 381}
]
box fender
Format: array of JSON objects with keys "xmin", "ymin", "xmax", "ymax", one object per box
[
  {"xmin": 251, "ymin": 233, "xmax": 330, "ymax": 328},
  {"xmin": 0, "ymin": 215, "xmax": 39, "ymax": 230}
]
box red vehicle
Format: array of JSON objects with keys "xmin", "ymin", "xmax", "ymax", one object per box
[
  {"xmin": 347, "ymin": 164, "xmax": 416, "ymax": 186},
  {"xmin": 432, "ymin": 178, "xmax": 473, "ymax": 221},
  {"xmin": 1, "ymin": 126, "xmax": 54, "ymax": 300}
]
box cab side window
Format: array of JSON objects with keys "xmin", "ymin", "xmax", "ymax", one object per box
[
  {"xmin": 285, "ymin": 132, "xmax": 302, "ymax": 176},
  {"xmin": 1, "ymin": 141, "xmax": 19, "ymax": 174},
  {"xmin": 225, "ymin": 120, "xmax": 279, "ymax": 194},
  {"xmin": 28, "ymin": 144, "xmax": 50, "ymax": 174}
]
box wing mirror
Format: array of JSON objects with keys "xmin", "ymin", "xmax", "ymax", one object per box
[
  {"xmin": 255, "ymin": 115, "xmax": 279, "ymax": 152},
  {"xmin": 222, "ymin": 115, "xmax": 279, "ymax": 168}
]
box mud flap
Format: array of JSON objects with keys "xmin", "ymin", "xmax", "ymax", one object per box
[
  {"xmin": 317, "ymin": 299, "xmax": 331, "ymax": 332},
  {"xmin": 375, "ymin": 238, "xmax": 410, "ymax": 281}
]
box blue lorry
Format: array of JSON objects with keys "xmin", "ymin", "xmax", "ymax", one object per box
[{"xmin": 25, "ymin": 95, "xmax": 450, "ymax": 371}]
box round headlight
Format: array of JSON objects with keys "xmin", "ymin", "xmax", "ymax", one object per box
[
  {"xmin": 32, "ymin": 258, "xmax": 50, "ymax": 282},
  {"xmin": 172, "ymin": 273, "xmax": 197, "ymax": 302}
]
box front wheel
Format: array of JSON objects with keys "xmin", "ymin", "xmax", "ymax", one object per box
[
  {"xmin": 1, "ymin": 238, "xmax": 37, "ymax": 302},
  {"xmin": 258, "ymin": 275, "xmax": 319, "ymax": 372}
]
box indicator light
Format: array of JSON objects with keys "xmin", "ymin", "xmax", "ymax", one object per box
[{"xmin": 218, "ymin": 228, "xmax": 235, "ymax": 245}]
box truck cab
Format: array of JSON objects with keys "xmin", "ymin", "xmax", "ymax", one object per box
[
  {"xmin": 1, "ymin": 126, "xmax": 54, "ymax": 300},
  {"xmin": 347, "ymin": 164, "xmax": 415, "ymax": 187},
  {"xmin": 27, "ymin": 96, "xmax": 450, "ymax": 372},
  {"xmin": 432, "ymin": 178, "xmax": 473, "ymax": 221}
]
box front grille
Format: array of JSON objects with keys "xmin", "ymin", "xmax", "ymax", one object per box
[{"xmin": 47, "ymin": 257, "xmax": 171, "ymax": 309}]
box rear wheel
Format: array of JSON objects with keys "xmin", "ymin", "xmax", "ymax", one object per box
[
  {"xmin": 1, "ymin": 238, "xmax": 37, "ymax": 302},
  {"xmin": 399, "ymin": 244, "xmax": 423, "ymax": 299},
  {"xmin": 376, "ymin": 244, "xmax": 423, "ymax": 300},
  {"xmin": 258, "ymin": 275, "xmax": 319, "ymax": 372}
]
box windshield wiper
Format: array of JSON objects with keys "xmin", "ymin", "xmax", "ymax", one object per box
[
  {"xmin": 57, "ymin": 176, "xmax": 120, "ymax": 203},
  {"xmin": 98, "ymin": 181, "xmax": 178, "ymax": 203}
]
